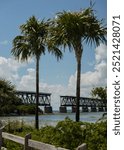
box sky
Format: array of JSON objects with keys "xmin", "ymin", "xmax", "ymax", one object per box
[{"xmin": 0, "ymin": 0, "xmax": 107, "ymax": 110}]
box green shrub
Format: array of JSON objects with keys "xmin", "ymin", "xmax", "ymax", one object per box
[
  {"xmin": 54, "ymin": 118, "xmax": 83, "ymax": 149},
  {"xmin": 3, "ymin": 140, "xmax": 23, "ymax": 150},
  {"xmin": 2, "ymin": 119, "xmax": 107, "ymax": 150},
  {"xmin": 37, "ymin": 126, "xmax": 57, "ymax": 144},
  {"xmin": 83, "ymin": 121, "xmax": 107, "ymax": 150},
  {"xmin": 17, "ymin": 105, "xmax": 36, "ymax": 115},
  {"xmin": 28, "ymin": 118, "xmax": 84, "ymax": 150}
]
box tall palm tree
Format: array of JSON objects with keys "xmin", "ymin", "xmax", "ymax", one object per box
[
  {"xmin": 49, "ymin": 8, "xmax": 107, "ymax": 122},
  {"xmin": 11, "ymin": 16, "xmax": 62, "ymax": 129}
]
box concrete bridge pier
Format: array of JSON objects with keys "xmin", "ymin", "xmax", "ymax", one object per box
[
  {"xmin": 59, "ymin": 106, "xmax": 67, "ymax": 113},
  {"xmin": 104, "ymin": 107, "xmax": 107, "ymax": 112},
  {"xmin": 82, "ymin": 105, "xmax": 89, "ymax": 112},
  {"xmin": 98, "ymin": 106, "xmax": 104, "ymax": 112},
  {"xmin": 91, "ymin": 105, "xmax": 97, "ymax": 112},
  {"xmin": 72, "ymin": 106, "xmax": 76, "ymax": 113},
  {"xmin": 44, "ymin": 106, "xmax": 53, "ymax": 113}
]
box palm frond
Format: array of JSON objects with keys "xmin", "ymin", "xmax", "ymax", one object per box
[
  {"xmin": 11, "ymin": 36, "xmax": 31, "ymax": 61},
  {"xmin": 11, "ymin": 16, "xmax": 49, "ymax": 61},
  {"xmin": 49, "ymin": 7, "xmax": 106, "ymax": 54}
]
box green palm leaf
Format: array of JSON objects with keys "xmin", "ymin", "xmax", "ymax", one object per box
[
  {"xmin": 11, "ymin": 16, "xmax": 63, "ymax": 129},
  {"xmin": 48, "ymin": 7, "xmax": 107, "ymax": 122}
]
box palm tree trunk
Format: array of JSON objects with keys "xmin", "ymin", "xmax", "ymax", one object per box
[
  {"xmin": 35, "ymin": 56, "xmax": 39, "ymax": 130},
  {"xmin": 76, "ymin": 59, "xmax": 81, "ymax": 122}
]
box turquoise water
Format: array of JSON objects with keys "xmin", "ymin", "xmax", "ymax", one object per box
[{"xmin": 0, "ymin": 112, "xmax": 104, "ymax": 127}]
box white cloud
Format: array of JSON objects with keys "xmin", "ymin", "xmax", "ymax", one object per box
[
  {"xmin": 95, "ymin": 43, "xmax": 107, "ymax": 63},
  {"xmin": 0, "ymin": 43, "xmax": 107, "ymax": 110},
  {"xmin": 17, "ymin": 68, "xmax": 67, "ymax": 110},
  {"xmin": 0, "ymin": 56, "xmax": 64, "ymax": 110},
  {"xmin": 0, "ymin": 57, "xmax": 25, "ymax": 82},
  {"xmin": 15, "ymin": 43, "xmax": 107, "ymax": 110},
  {"xmin": 67, "ymin": 43, "xmax": 107, "ymax": 97},
  {"xmin": 0, "ymin": 56, "xmax": 35, "ymax": 88},
  {"xmin": 39, "ymin": 83, "xmax": 67, "ymax": 110},
  {"xmin": 17, "ymin": 68, "xmax": 36, "ymax": 90}
]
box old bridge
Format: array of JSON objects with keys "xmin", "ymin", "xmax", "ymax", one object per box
[
  {"xmin": 16, "ymin": 91, "xmax": 52, "ymax": 113},
  {"xmin": 16, "ymin": 91, "xmax": 107, "ymax": 113},
  {"xmin": 59, "ymin": 96, "xmax": 107, "ymax": 113}
]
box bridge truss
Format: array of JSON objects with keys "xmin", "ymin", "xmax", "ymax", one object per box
[
  {"xmin": 16, "ymin": 91, "xmax": 52, "ymax": 113},
  {"xmin": 60, "ymin": 96, "xmax": 107, "ymax": 112}
]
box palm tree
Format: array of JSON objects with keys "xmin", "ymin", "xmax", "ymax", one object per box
[
  {"xmin": 49, "ymin": 8, "xmax": 107, "ymax": 122},
  {"xmin": 11, "ymin": 16, "xmax": 62, "ymax": 129}
]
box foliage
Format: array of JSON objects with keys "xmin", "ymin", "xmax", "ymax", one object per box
[
  {"xmin": 37, "ymin": 118, "xmax": 83, "ymax": 149},
  {"xmin": 11, "ymin": 16, "xmax": 51, "ymax": 130},
  {"xmin": 0, "ymin": 79, "xmax": 38, "ymax": 116},
  {"xmin": 3, "ymin": 118, "xmax": 107, "ymax": 150},
  {"xmin": 49, "ymin": 7, "xmax": 107, "ymax": 121},
  {"xmin": 83, "ymin": 121, "xmax": 107, "ymax": 150},
  {"xmin": 17, "ymin": 104, "xmax": 42, "ymax": 115},
  {"xmin": 3, "ymin": 140, "xmax": 23, "ymax": 150},
  {"xmin": 11, "ymin": 16, "xmax": 63, "ymax": 129},
  {"xmin": 54, "ymin": 119, "xmax": 83, "ymax": 149},
  {"xmin": 0, "ymin": 79, "xmax": 22, "ymax": 115},
  {"xmin": 49, "ymin": 8, "xmax": 107, "ymax": 50},
  {"xmin": 91, "ymin": 87, "xmax": 107, "ymax": 103}
]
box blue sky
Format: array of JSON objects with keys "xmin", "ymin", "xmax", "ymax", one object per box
[{"xmin": 0, "ymin": 0, "xmax": 107, "ymax": 110}]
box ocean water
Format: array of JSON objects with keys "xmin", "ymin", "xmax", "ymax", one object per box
[{"xmin": 0, "ymin": 112, "xmax": 105, "ymax": 127}]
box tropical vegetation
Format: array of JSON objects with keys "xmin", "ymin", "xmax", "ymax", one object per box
[
  {"xmin": 48, "ymin": 7, "xmax": 107, "ymax": 121},
  {"xmin": 91, "ymin": 87, "xmax": 107, "ymax": 104},
  {"xmin": 10, "ymin": 7, "xmax": 107, "ymax": 124},
  {"xmin": 0, "ymin": 79, "xmax": 21, "ymax": 115},
  {"xmin": 3, "ymin": 118, "xmax": 107, "ymax": 150},
  {"xmin": 0, "ymin": 79, "xmax": 42, "ymax": 116},
  {"xmin": 0, "ymin": 5, "xmax": 107, "ymax": 150},
  {"xmin": 11, "ymin": 16, "xmax": 62, "ymax": 129}
]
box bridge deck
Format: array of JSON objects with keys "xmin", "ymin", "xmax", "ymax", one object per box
[
  {"xmin": 16, "ymin": 91, "xmax": 51, "ymax": 106},
  {"xmin": 60, "ymin": 96, "xmax": 106, "ymax": 107}
]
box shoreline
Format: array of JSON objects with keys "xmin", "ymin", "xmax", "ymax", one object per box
[
  {"xmin": 0, "ymin": 110, "xmax": 106, "ymax": 117},
  {"xmin": 0, "ymin": 112, "xmax": 106, "ymax": 128}
]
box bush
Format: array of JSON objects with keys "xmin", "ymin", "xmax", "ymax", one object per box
[
  {"xmin": 3, "ymin": 140, "xmax": 23, "ymax": 150},
  {"xmin": 3, "ymin": 119, "xmax": 107, "ymax": 150},
  {"xmin": 54, "ymin": 118, "xmax": 83, "ymax": 149},
  {"xmin": 17, "ymin": 105, "xmax": 35, "ymax": 115},
  {"xmin": 36, "ymin": 126, "xmax": 57, "ymax": 144},
  {"xmin": 37, "ymin": 119, "xmax": 107, "ymax": 150},
  {"xmin": 36, "ymin": 118, "xmax": 83, "ymax": 149},
  {"xmin": 83, "ymin": 121, "xmax": 107, "ymax": 150},
  {"xmin": 17, "ymin": 104, "xmax": 43, "ymax": 115}
]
